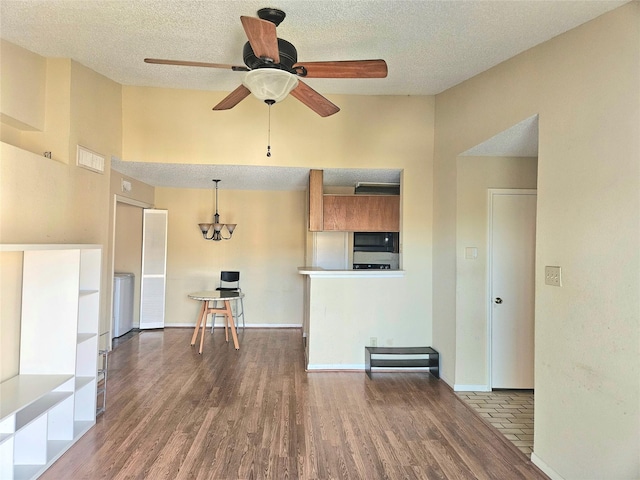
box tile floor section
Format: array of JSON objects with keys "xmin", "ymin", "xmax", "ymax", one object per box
[{"xmin": 456, "ymin": 390, "xmax": 534, "ymax": 456}]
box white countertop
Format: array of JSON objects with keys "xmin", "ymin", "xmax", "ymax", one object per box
[{"xmin": 297, "ymin": 267, "xmax": 405, "ymax": 278}]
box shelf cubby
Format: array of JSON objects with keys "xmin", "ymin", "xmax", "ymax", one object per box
[{"xmin": 0, "ymin": 245, "xmax": 102, "ymax": 479}]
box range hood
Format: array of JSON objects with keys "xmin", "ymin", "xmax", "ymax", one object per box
[{"xmin": 354, "ymin": 182, "xmax": 400, "ymax": 195}]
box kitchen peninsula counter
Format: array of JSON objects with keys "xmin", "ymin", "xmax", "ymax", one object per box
[
  {"xmin": 298, "ymin": 266, "xmax": 405, "ymax": 277},
  {"xmin": 299, "ymin": 267, "xmax": 411, "ymax": 371}
]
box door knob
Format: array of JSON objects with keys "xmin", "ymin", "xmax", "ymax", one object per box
[{"xmin": 494, "ymin": 297, "xmax": 503, "ymax": 304}]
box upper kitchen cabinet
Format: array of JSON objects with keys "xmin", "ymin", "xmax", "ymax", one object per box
[
  {"xmin": 308, "ymin": 170, "xmax": 400, "ymax": 232},
  {"xmin": 323, "ymin": 195, "xmax": 399, "ymax": 231},
  {"xmin": 309, "ymin": 169, "xmax": 324, "ymax": 231}
]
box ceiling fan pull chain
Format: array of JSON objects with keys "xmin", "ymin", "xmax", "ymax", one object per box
[{"xmin": 266, "ymin": 101, "xmax": 273, "ymax": 157}]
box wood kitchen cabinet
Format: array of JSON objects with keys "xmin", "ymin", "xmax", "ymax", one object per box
[
  {"xmin": 308, "ymin": 170, "xmax": 324, "ymax": 231},
  {"xmin": 308, "ymin": 170, "xmax": 400, "ymax": 232},
  {"xmin": 323, "ymin": 195, "xmax": 400, "ymax": 231}
]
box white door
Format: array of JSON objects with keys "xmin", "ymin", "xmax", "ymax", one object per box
[
  {"xmin": 140, "ymin": 209, "xmax": 168, "ymax": 329},
  {"xmin": 489, "ymin": 190, "xmax": 536, "ymax": 389}
]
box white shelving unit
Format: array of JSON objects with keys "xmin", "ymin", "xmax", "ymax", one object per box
[{"xmin": 0, "ymin": 244, "xmax": 101, "ymax": 480}]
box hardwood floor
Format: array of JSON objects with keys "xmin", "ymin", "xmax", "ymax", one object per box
[{"xmin": 42, "ymin": 328, "xmax": 548, "ymax": 479}]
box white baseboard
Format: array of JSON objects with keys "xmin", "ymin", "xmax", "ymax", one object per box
[
  {"xmin": 307, "ymin": 364, "xmax": 364, "ymax": 371},
  {"xmin": 306, "ymin": 365, "xmax": 434, "ymax": 373},
  {"xmin": 453, "ymin": 384, "xmax": 491, "ymax": 392},
  {"xmin": 531, "ymin": 453, "xmax": 564, "ymax": 480},
  {"xmin": 165, "ymin": 323, "xmax": 302, "ymax": 328},
  {"xmin": 139, "ymin": 322, "xmax": 164, "ymax": 329}
]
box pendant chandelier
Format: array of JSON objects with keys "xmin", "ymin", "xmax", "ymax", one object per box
[{"xmin": 198, "ymin": 179, "xmax": 237, "ymax": 241}]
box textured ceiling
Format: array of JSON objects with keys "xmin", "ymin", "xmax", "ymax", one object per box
[
  {"xmin": 1, "ymin": 1, "xmax": 626, "ymax": 190},
  {"xmin": 111, "ymin": 158, "xmax": 401, "ymax": 191},
  {"xmin": 0, "ymin": 0, "xmax": 626, "ymax": 96}
]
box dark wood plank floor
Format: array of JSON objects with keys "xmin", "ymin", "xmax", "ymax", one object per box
[{"xmin": 42, "ymin": 328, "xmax": 548, "ymax": 479}]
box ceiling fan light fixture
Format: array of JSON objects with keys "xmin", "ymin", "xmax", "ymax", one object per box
[{"xmin": 243, "ymin": 69, "xmax": 299, "ymax": 103}]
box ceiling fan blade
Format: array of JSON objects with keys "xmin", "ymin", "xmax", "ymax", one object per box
[
  {"xmin": 240, "ymin": 16, "xmax": 280, "ymax": 64},
  {"xmin": 144, "ymin": 58, "xmax": 248, "ymax": 71},
  {"xmin": 290, "ymin": 80, "xmax": 340, "ymax": 117},
  {"xmin": 293, "ymin": 60, "xmax": 388, "ymax": 78},
  {"xmin": 213, "ymin": 85, "xmax": 251, "ymax": 111}
]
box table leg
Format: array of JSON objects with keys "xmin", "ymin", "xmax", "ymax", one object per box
[
  {"xmin": 224, "ymin": 300, "xmax": 240, "ymax": 350},
  {"xmin": 199, "ymin": 302, "xmax": 207, "ymax": 354},
  {"xmin": 190, "ymin": 300, "xmax": 207, "ymax": 348}
]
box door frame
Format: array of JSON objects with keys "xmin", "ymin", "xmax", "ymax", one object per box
[
  {"xmin": 486, "ymin": 188, "xmax": 537, "ymax": 390},
  {"xmin": 109, "ymin": 194, "xmax": 153, "ymax": 351}
]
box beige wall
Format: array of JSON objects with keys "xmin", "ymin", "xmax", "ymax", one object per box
[
  {"xmin": 0, "ymin": 41, "xmax": 46, "ymax": 131},
  {"xmin": 0, "ymin": 40, "xmax": 71, "ymax": 162},
  {"xmin": 122, "ymin": 87, "xmax": 431, "ymax": 170},
  {"xmin": 155, "ymin": 187, "xmax": 307, "ymax": 327},
  {"xmin": 434, "ymin": 4, "xmax": 639, "ymax": 478},
  {"xmin": 455, "ymin": 156, "xmax": 538, "ymax": 387}
]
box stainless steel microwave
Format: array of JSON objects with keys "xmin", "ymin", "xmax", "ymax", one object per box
[{"xmin": 353, "ymin": 232, "xmax": 399, "ymax": 253}]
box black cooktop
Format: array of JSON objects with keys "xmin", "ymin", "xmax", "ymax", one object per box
[{"xmin": 353, "ymin": 263, "xmax": 391, "ymax": 270}]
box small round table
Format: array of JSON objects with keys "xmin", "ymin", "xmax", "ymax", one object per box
[{"xmin": 188, "ymin": 291, "xmax": 244, "ymax": 353}]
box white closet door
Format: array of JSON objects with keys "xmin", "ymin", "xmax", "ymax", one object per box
[
  {"xmin": 490, "ymin": 190, "xmax": 536, "ymax": 389},
  {"xmin": 140, "ymin": 209, "xmax": 168, "ymax": 329}
]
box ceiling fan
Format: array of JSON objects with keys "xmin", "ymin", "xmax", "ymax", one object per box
[{"xmin": 144, "ymin": 8, "xmax": 388, "ymax": 117}]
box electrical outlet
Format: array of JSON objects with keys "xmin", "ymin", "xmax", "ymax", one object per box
[
  {"xmin": 370, "ymin": 337, "xmax": 377, "ymax": 347},
  {"xmin": 545, "ymin": 266, "xmax": 562, "ymax": 286}
]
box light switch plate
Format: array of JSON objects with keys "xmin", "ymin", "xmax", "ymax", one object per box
[
  {"xmin": 545, "ymin": 266, "xmax": 562, "ymax": 286},
  {"xmin": 465, "ymin": 247, "xmax": 478, "ymax": 260}
]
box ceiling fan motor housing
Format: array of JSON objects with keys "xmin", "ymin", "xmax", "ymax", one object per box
[
  {"xmin": 243, "ymin": 39, "xmax": 298, "ymax": 71},
  {"xmin": 257, "ymin": 8, "xmax": 286, "ymax": 26}
]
